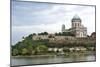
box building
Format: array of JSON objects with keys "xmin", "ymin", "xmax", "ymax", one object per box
[
  {"xmin": 91, "ymin": 32, "xmax": 96, "ymax": 38},
  {"xmin": 62, "ymin": 15, "xmax": 87, "ymax": 37}
]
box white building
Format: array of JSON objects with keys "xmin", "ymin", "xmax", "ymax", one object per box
[{"xmin": 62, "ymin": 15, "xmax": 87, "ymax": 37}]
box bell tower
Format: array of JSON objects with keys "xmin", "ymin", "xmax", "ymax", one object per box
[{"xmin": 62, "ymin": 24, "xmax": 65, "ymax": 32}]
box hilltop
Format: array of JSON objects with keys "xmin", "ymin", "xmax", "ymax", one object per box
[{"xmin": 11, "ymin": 32, "xmax": 96, "ymax": 56}]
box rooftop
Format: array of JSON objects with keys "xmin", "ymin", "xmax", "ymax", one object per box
[{"xmin": 72, "ymin": 14, "xmax": 81, "ymax": 22}]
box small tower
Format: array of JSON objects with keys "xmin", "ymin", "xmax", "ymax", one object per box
[
  {"xmin": 71, "ymin": 14, "xmax": 81, "ymax": 28},
  {"xmin": 62, "ymin": 24, "xmax": 65, "ymax": 32}
]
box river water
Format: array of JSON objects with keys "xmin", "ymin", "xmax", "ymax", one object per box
[{"xmin": 11, "ymin": 54, "xmax": 95, "ymax": 66}]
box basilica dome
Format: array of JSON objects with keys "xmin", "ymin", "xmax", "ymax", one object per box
[{"xmin": 71, "ymin": 15, "xmax": 81, "ymax": 22}]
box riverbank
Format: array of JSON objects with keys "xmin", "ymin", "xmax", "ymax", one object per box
[
  {"xmin": 11, "ymin": 53, "xmax": 96, "ymax": 66},
  {"xmin": 11, "ymin": 51, "xmax": 95, "ymax": 58},
  {"xmin": 12, "ymin": 54, "xmax": 55, "ymax": 58}
]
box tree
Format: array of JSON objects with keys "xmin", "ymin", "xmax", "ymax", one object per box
[
  {"xmin": 48, "ymin": 35, "xmax": 54, "ymax": 38},
  {"xmin": 23, "ymin": 40, "xmax": 33, "ymax": 55},
  {"xmin": 62, "ymin": 32, "xmax": 74, "ymax": 36},
  {"xmin": 12, "ymin": 49, "xmax": 19, "ymax": 56},
  {"xmin": 22, "ymin": 48, "xmax": 28, "ymax": 55},
  {"xmin": 33, "ymin": 33, "xmax": 36, "ymax": 35},
  {"xmin": 38, "ymin": 32, "xmax": 48, "ymax": 35},
  {"xmin": 43, "ymin": 32, "xmax": 48, "ymax": 35},
  {"xmin": 55, "ymin": 33, "xmax": 58, "ymax": 36},
  {"xmin": 34, "ymin": 44, "xmax": 48, "ymax": 54}
]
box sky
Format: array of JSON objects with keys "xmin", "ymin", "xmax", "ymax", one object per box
[{"xmin": 12, "ymin": 0, "xmax": 95, "ymax": 45}]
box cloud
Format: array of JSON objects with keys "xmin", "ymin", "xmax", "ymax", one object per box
[
  {"xmin": 12, "ymin": 0, "xmax": 95, "ymax": 44},
  {"xmin": 12, "ymin": 21, "xmax": 63, "ymax": 44}
]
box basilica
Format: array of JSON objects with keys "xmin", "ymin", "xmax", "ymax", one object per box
[{"xmin": 62, "ymin": 15, "xmax": 87, "ymax": 37}]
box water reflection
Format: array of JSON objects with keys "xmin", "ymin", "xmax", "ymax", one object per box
[{"xmin": 11, "ymin": 54, "xmax": 95, "ymax": 66}]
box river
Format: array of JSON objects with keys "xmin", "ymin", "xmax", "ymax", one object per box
[{"xmin": 11, "ymin": 54, "xmax": 95, "ymax": 66}]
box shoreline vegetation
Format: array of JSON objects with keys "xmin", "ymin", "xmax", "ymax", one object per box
[
  {"xmin": 12, "ymin": 51, "xmax": 95, "ymax": 58},
  {"xmin": 11, "ymin": 32, "xmax": 96, "ymax": 57}
]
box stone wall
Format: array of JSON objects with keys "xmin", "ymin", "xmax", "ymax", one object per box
[{"xmin": 32, "ymin": 35, "xmax": 75, "ymax": 41}]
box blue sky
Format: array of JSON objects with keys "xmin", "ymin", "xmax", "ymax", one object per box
[{"xmin": 12, "ymin": 0, "xmax": 95, "ymax": 45}]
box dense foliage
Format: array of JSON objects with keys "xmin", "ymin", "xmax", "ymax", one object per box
[
  {"xmin": 12, "ymin": 33, "xmax": 48, "ymax": 56},
  {"xmin": 38, "ymin": 32, "xmax": 48, "ymax": 35},
  {"xmin": 12, "ymin": 32, "xmax": 95, "ymax": 56}
]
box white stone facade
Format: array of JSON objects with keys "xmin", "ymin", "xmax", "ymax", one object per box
[{"xmin": 62, "ymin": 15, "xmax": 87, "ymax": 37}]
